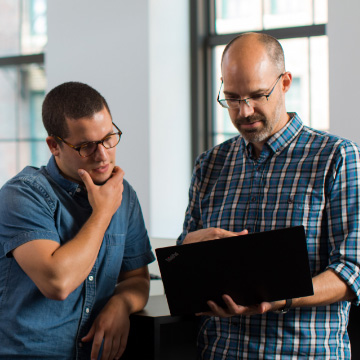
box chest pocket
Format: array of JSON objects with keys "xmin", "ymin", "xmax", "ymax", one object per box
[
  {"xmin": 104, "ymin": 234, "xmax": 125, "ymax": 280},
  {"xmin": 272, "ymin": 187, "xmax": 323, "ymax": 228}
]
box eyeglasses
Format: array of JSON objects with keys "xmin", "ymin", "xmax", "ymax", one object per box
[
  {"xmin": 217, "ymin": 73, "xmax": 284, "ymax": 110},
  {"xmin": 53, "ymin": 122, "xmax": 122, "ymax": 158}
]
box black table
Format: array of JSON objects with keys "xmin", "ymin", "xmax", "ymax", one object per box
[
  {"xmin": 122, "ymin": 295, "xmax": 198, "ymax": 360},
  {"xmin": 122, "ymin": 296, "xmax": 360, "ymax": 359}
]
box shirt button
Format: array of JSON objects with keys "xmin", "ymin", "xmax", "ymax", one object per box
[
  {"xmin": 76, "ymin": 187, "xmax": 81, "ymax": 193},
  {"xmin": 68, "ymin": 192, "xmax": 72, "ymax": 195},
  {"xmin": 251, "ymin": 196, "xmax": 256, "ymax": 202},
  {"xmin": 88, "ymin": 275, "xmax": 94, "ymax": 281},
  {"xmin": 85, "ymin": 307, "xmax": 90, "ymax": 314},
  {"xmin": 78, "ymin": 342, "xmax": 83, "ymax": 348}
]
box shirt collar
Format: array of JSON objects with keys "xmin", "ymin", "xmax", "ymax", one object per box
[
  {"xmin": 240, "ymin": 112, "xmax": 303, "ymax": 156},
  {"xmin": 45, "ymin": 155, "xmax": 82, "ymax": 195}
]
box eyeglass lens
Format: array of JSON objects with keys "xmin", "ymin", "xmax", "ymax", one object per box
[
  {"xmin": 80, "ymin": 133, "xmax": 121, "ymax": 157},
  {"xmin": 221, "ymin": 96, "xmax": 268, "ymax": 109}
]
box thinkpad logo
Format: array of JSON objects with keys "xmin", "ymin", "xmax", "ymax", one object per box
[{"xmin": 165, "ymin": 252, "xmax": 179, "ymax": 262}]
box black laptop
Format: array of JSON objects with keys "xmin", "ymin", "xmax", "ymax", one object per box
[{"xmin": 155, "ymin": 226, "xmax": 314, "ymax": 316}]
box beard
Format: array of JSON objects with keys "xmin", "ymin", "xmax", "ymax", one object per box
[{"xmin": 233, "ymin": 106, "xmax": 282, "ymax": 143}]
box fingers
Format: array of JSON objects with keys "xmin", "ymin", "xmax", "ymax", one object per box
[
  {"xmin": 90, "ymin": 329, "xmax": 105, "ymax": 360},
  {"xmin": 112, "ymin": 165, "xmax": 125, "ymax": 177},
  {"xmin": 114, "ymin": 333, "xmax": 128, "ymax": 360},
  {"xmin": 81, "ymin": 326, "xmax": 95, "ymax": 343},
  {"xmin": 183, "ymin": 227, "xmax": 249, "ymax": 244},
  {"xmin": 196, "ymin": 295, "xmax": 273, "ymax": 318},
  {"xmin": 78, "ymin": 169, "xmax": 95, "ymax": 191},
  {"xmin": 107, "ymin": 166, "xmax": 125, "ymax": 183},
  {"xmin": 97, "ymin": 334, "xmax": 127, "ymax": 360}
]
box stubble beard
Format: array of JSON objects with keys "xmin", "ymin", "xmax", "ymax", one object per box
[{"xmin": 234, "ymin": 105, "xmax": 283, "ymax": 144}]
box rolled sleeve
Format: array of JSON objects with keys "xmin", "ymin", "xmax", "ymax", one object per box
[
  {"xmin": 326, "ymin": 142, "xmax": 360, "ymax": 304},
  {"xmin": 0, "ymin": 177, "xmax": 60, "ymax": 257}
]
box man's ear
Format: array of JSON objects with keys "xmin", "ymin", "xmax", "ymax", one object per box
[
  {"xmin": 46, "ymin": 136, "xmax": 61, "ymax": 156},
  {"xmin": 281, "ymin": 71, "xmax": 292, "ymax": 94}
]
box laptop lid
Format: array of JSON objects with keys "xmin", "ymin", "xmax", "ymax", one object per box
[{"xmin": 155, "ymin": 226, "xmax": 313, "ymax": 316}]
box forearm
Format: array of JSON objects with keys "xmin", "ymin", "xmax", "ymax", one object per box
[
  {"xmin": 48, "ymin": 210, "xmax": 114, "ymax": 295},
  {"xmin": 203, "ymin": 268, "xmax": 357, "ymax": 318},
  {"xmin": 110, "ymin": 268, "xmax": 151, "ymax": 315},
  {"xmin": 14, "ymin": 209, "xmax": 114, "ymax": 300},
  {"xmin": 292, "ymin": 269, "xmax": 355, "ymax": 308}
]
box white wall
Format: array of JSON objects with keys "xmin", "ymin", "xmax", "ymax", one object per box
[
  {"xmin": 149, "ymin": 0, "xmax": 191, "ymax": 239},
  {"xmin": 46, "ymin": 0, "xmax": 190, "ymax": 240},
  {"xmin": 328, "ymin": 0, "xmax": 360, "ymax": 144}
]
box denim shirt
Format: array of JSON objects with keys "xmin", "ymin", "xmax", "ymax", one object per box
[{"xmin": 0, "ymin": 156, "xmax": 155, "ymax": 359}]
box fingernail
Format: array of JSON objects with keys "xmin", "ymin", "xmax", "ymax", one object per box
[{"xmin": 78, "ymin": 169, "xmax": 84, "ymax": 175}]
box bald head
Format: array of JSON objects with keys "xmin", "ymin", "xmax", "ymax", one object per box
[{"xmin": 221, "ymin": 33, "xmax": 285, "ymax": 77}]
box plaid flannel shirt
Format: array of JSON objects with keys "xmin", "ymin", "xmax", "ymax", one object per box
[{"xmin": 178, "ymin": 113, "xmax": 360, "ymax": 359}]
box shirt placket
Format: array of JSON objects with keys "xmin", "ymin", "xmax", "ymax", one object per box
[
  {"xmin": 76, "ymin": 262, "xmax": 97, "ymax": 360},
  {"xmin": 245, "ymin": 150, "xmax": 269, "ymax": 234}
]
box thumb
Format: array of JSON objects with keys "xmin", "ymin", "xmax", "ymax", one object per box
[
  {"xmin": 237, "ymin": 229, "xmax": 249, "ymax": 236},
  {"xmin": 78, "ymin": 169, "xmax": 94, "ymax": 190},
  {"xmin": 81, "ymin": 325, "xmax": 95, "ymax": 343}
]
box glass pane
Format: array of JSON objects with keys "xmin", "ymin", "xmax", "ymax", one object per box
[
  {"xmin": 0, "ymin": 0, "xmax": 21, "ymax": 56},
  {"xmin": 264, "ymin": 0, "xmax": 312, "ymax": 29},
  {"xmin": 18, "ymin": 64, "xmax": 47, "ymax": 138},
  {"xmin": 21, "ymin": 0, "xmax": 47, "ymax": 55},
  {"xmin": 0, "ymin": 0, "xmax": 47, "ymax": 56},
  {"xmin": 0, "ymin": 64, "xmax": 47, "ymax": 139},
  {"xmin": 215, "ymin": 0, "xmax": 262, "ymax": 34},
  {"xmin": 19, "ymin": 140, "xmax": 51, "ymax": 170},
  {"xmin": 213, "ymin": 46, "xmax": 238, "ymax": 145},
  {"xmin": 314, "ymin": 0, "xmax": 328, "ymax": 24},
  {"xmin": 280, "ymin": 38, "xmax": 310, "ymax": 126},
  {"xmin": 0, "ymin": 67, "xmax": 17, "ymax": 138},
  {"xmin": 0, "ymin": 142, "xmax": 17, "ymax": 187},
  {"xmin": 310, "ymin": 36, "xmax": 329, "ymax": 131}
]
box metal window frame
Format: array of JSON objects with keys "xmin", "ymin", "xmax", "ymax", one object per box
[
  {"xmin": 190, "ymin": 0, "xmax": 326, "ymax": 164},
  {"xmin": 0, "ymin": 53, "xmax": 44, "ymax": 66}
]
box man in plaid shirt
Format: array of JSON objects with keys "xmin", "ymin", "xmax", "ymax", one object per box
[{"xmin": 178, "ymin": 32, "xmax": 360, "ymax": 359}]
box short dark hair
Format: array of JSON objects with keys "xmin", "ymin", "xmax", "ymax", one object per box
[
  {"xmin": 42, "ymin": 81, "xmax": 111, "ymax": 139},
  {"xmin": 221, "ymin": 32, "xmax": 285, "ymax": 73}
]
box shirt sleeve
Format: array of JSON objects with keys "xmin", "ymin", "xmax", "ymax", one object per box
[
  {"xmin": 0, "ymin": 177, "xmax": 60, "ymax": 257},
  {"xmin": 177, "ymin": 155, "xmax": 204, "ymax": 245},
  {"xmin": 120, "ymin": 184, "xmax": 155, "ymax": 272},
  {"xmin": 326, "ymin": 141, "xmax": 360, "ymax": 305}
]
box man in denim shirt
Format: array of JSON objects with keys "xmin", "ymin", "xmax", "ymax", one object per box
[{"xmin": 0, "ymin": 82, "xmax": 155, "ymax": 359}]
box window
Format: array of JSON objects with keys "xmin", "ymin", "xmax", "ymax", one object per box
[
  {"xmin": 0, "ymin": 0, "xmax": 48, "ymax": 186},
  {"xmin": 190, "ymin": 0, "xmax": 328, "ymax": 158}
]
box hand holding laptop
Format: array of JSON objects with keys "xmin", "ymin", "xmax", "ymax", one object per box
[
  {"xmin": 197, "ymin": 294, "xmax": 287, "ymax": 318},
  {"xmin": 183, "ymin": 228, "xmax": 248, "ymax": 244}
]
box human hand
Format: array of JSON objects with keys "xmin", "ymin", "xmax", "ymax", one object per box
[
  {"xmin": 78, "ymin": 166, "xmax": 124, "ymax": 218},
  {"xmin": 183, "ymin": 228, "xmax": 248, "ymax": 244},
  {"xmin": 81, "ymin": 297, "xmax": 130, "ymax": 360},
  {"xmin": 196, "ymin": 294, "xmax": 286, "ymax": 317}
]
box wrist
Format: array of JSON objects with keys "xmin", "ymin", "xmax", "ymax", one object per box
[
  {"xmin": 274, "ymin": 299, "xmax": 292, "ymax": 314},
  {"xmin": 108, "ymin": 294, "xmax": 132, "ymax": 315}
]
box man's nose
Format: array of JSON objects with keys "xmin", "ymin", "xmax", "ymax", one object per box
[
  {"xmin": 93, "ymin": 143, "xmax": 108, "ymax": 161},
  {"xmin": 238, "ymin": 99, "xmax": 255, "ymax": 117}
]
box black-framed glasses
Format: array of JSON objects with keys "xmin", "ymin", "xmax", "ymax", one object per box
[
  {"xmin": 217, "ymin": 73, "xmax": 284, "ymax": 110},
  {"xmin": 53, "ymin": 122, "xmax": 122, "ymax": 158}
]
